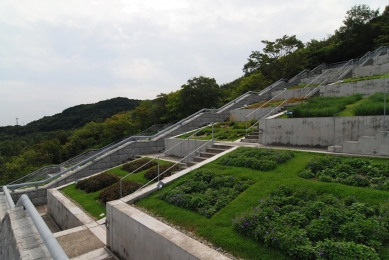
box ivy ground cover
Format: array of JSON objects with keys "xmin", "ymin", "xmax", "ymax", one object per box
[{"xmin": 135, "ymin": 148, "xmax": 389, "ymax": 259}]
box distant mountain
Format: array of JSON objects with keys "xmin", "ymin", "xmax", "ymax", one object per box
[{"xmin": 0, "ymin": 97, "xmax": 141, "ymax": 136}]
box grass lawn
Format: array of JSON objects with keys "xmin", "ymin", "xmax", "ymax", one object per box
[
  {"xmin": 178, "ymin": 122, "xmax": 253, "ymax": 141},
  {"xmin": 135, "ymin": 149, "xmax": 389, "ymax": 260},
  {"xmin": 60, "ymin": 158, "xmax": 177, "ymax": 219},
  {"xmin": 341, "ymin": 73, "xmax": 389, "ymax": 83}
]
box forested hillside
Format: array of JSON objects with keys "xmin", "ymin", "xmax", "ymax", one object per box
[{"xmin": 0, "ymin": 4, "xmax": 388, "ymax": 185}]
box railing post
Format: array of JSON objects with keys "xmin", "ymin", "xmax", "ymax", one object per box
[
  {"xmin": 212, "ymin": 123, "xmax": 214, "ymax": 144},
  {"xmin": 120, "ymin": 180, "xmax": 122, "ymax": 198},
  {"xmin": 157, "ymin": 157, "xmax": 160, "ymax": 182},
  {"xmin": 333, "ymin": 114, "xmax": 336, "ymax": 147}
]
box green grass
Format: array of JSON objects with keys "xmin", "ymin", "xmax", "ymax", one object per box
[
  {"xmin": 135, "ymin": 149, "xmax": 389, "ymax": 260},
  {"xmin": 341, "ymin": 73, "xmax": 389, "ymax": 83},
  {"xmin": 177, "ymin": 122, "xmax": 253, "ymax": 141},
  {"xmin": 288, "ymin": 94, "xmax": 363, "ymax": 118},
  {"xmin": 60, "ymin": 158, "xmax": 178, "ymax": 219}
]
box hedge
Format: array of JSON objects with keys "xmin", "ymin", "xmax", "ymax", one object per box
[
  {"xmin": 122, "ymin": 158, "xmax": 157, "ymax": 173},
  {"xmin": 76, "ymin": 173, "xmax": 120, "ymax": 193},
  {"xmin": 98, "ymin": 180, "xmax": 143, "ymax": 203}
]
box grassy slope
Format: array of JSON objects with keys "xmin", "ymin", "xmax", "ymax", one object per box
[{"xmin": 135, "ymin": 150, "xmax": 389, "ymax": 260}]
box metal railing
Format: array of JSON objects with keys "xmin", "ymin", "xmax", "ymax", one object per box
[
  {"xmin": 288, "ymin": 69, "xmax": 309, "ymax": 83},
  {"xmin": 245, "ymin": 88, "xmax": 287, "ymax": 135},
  {"xmin": 2, "ymin": 186, "xmax": 69, "ymax": 260},
  {"xmin": 119, "ymin": 123, "xmax": 214, "ymax": 198},
  {"xmin": 261, "ymin": 100, "xmax": 287, "ymax": 119},
  {"xmin": 7, "ymin": 124, "xmax": 173, "ymax": 186},
  {"xmin": 304, "ymin": 79, "xmax": 328, "ymax": 99},
  {"xmin": 134, "ymin": 137, "xmax": 215, "ymax": 193},
  {"xmin": 304, "ymin": 70, "xmax": 329, "ymax": 89}
]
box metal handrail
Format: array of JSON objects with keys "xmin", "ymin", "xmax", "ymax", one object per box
[
  {"xmin": 119, "ymin": 123, "xmax": 214, "ymax": 197},
  {"xmin": 304, "ymin": 79, "xmax": 328, "ymax": 99},
  {"xmin": 310, "ymin": 63, "xmax": 326, "ymax": 74},
  {"xmin": 304, "ymin": 70, "xmax": 328, "ymax": 89},
  {"xmin": 7, "ymin": 124, "xmax": 172, "ymax": 186},
  {"xmin": 358, "ymin": 51, "xmax": 371, "ymax": 67},
  {"xmin": 3, "ymin": 187, "xmax": 69, "ymax": 260},
  {"xmin": 261, "ymin": 100, "xmax": 288, "ymax": 119},
  {"xmin": 246, "ymin": 100, "xmax": 288, "ymax": 134},
  {"xmin": 335, "ymin": 59, "xmax": 353, "ymax": 74},
  {"xmin": 245, "ymin": 88, "xmax": 287, "ymax": 134},
  {"xmin": 134, "ymin": 138, "xmax": 215, "ymax": 193},
  {"xmin": 288, "ymin": 69, "xmax": 309, "ymax": 83},
  {"xmin": 338, "ymin": 64, "xmax": 356, "ymax": 80}
]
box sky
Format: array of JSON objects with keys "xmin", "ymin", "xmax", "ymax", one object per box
[{"xmin": 0, "ymin": 1, "xmax": 388, "ymax": 127}]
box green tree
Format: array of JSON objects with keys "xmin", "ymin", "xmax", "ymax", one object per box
[
  {"xmin": 180, "ymin": 76, "xmax": 221, "ymax": 116},
  {"xmin": 243, "ymin": 35, "xmax": 305, "ymax": 81}
]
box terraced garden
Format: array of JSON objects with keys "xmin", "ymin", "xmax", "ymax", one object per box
[
  {"xmin": 178, "ymin": 121, "xmax": 255, "ymax": 141},
  {"xmin": 135, "ymin": 147, "xmax": 389, "ymax": 260},
  {"xmin": 61, "ymin": 157, "xmax": 182, "ymax": 219}
]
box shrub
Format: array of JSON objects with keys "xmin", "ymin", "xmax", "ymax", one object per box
[
  {"xmin": 76, "ymin": 173, "xmax": 120, "ymax": 193},
  {"xmin": 122, "ymin": 158, "xmax": 157, "ymax": 173},
  {"xmin": 233, "ymin": 186, "xmax": 388, "ymax": 259},
  {"xmin": 299, "ymin": 155, "xmax": 389, "ymax": 190},
  {"xmin": 219, "ymin": 147, "xmax": 294, "ymax": 171},
  {"xmin": 159, "ymin": 170, "xmax": 254, "ymax": 218},
  {"xmin": 144, "ymin": 163, "xmax": 180, "ymax": 180},
  {"xmin": 98, "ymin": 180, "xmax": 142, "ymax": 203}
]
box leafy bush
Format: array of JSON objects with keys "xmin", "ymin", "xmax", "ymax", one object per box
[
  {"xmin": 219, "ymin": 147, "xmax": 294, "ymax": 171},
  {"xmin": 144, "ymin": 163, "xmax": 180, "ymax": 180},
  {"xmin": 233, "ymin": 186, "xmax": 388, "ymax": 259},
  {"xmin": 299, "ymin": 155, "xmax": 389, "ymax": 190},
  {"xmin": 122, "ymin": 158, "xmax": 157, "ymax": 173},
  {"xmin": 353, "ymin": 93, "xmax": 388, "ymax": 116},
  {"xmin": 76, "ymin": 173, "xmax": 120, "ymax": 193},
  {"xmin": 98, "ymin": 180, "xmax": 142, "ymax": 203},
  {"xmin": 159, "ymin": 170, "xmax": 254, "ymax": 218}
]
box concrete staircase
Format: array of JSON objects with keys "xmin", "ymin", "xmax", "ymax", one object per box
[
  {"xmin": 328, "ymin": 131, "xmax": 389, "ymax": 156},
  {"xmin": 241, "ymin": 131, "xmax": 260, "ymax": 143},
  {"xmin": 187, "ymin": 144, "xmax": 233, "ymax": 166}
]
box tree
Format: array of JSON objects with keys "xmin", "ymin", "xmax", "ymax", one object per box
[
  {"xmin": 335, "ymin": 5, "xmax": 380, "ymax": 58},
  {"xmin": 243, "ymin": 35, "xmax": 305, "ymax": 81},
  {"xmin": 180, "ymin": 76, "xmax": 221, "ymax": 117}
]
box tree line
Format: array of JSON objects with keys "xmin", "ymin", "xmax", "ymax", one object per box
[{"xmin": 0, "ymin": 4, "xmax": 388, "ymax": 184}]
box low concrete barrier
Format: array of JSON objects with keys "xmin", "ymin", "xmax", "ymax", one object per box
[{"xmin": 258, "ymin": 115, "xmax": 386, "ymax": 148}]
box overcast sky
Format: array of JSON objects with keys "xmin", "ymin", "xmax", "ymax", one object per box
[{"xmin": 0, "ymin": 1, "xmax": 387, "ymax": 127}]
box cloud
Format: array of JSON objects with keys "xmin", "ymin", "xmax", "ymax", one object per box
[{"xmin": 0, "ymin": 0, "xmax": 388, "ymax": 126}]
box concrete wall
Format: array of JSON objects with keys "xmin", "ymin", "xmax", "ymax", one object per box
[
  {"xmin": 320, "ymin": 77, "xmax": 389, "ymax": 97},
  {"xmin": 164, "ymin": 138, "xmax": 209, "ymax": 162},
  {"xmin": 375, "ymin": 53, "xmax": 389, "ymax": 66},
  {"xmin": 0, "ymin": 207, "xmax": 51, "ymax": 259},
  {"xmin": 47, "ymin": 189, "xmax": 95, "ymax": 231},
  {"xmin": 271, "ymin": 87, "xmax": 313, "ymax": 100},
  {"xmin": 342, "ymin": 131, "xmax": 389, "ymax": 156},
  {"xmin": 258, "ymin": 115, "xmax": 387, "ymax": 147},
  {"xmin": 106, "ymin": 203, "xmax": 230, "ymax": 260},
  {"xmin": 354, "ymin": 62, "xmax": 389, "ymax": 78},
  {"xmin": 231, "ymin": 106, "xmax": 281, "ymax": 121}
]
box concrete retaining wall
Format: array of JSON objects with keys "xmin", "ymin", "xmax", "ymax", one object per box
[
  {"xmin": 258, "ymin": 115, "xmax": 386, "ymax": 147},
  {"xmin": 320, "ymin": 77, "xmax": 389, "ymax": 97},
  {"xmin": 47, "ymin": 189, "xmax": 95, "ymax": 231},
  {"xmin": 354, "ymin": 62, "xmax": 389, "ymax": 78},
  {"xmin": 342, "ymin": 131, "xmax": 389, "ymax": 156},
  {"xmin": 164, "ymin": 138, "xmax": 209, "ymax": 162},
  {"xmin": 231, "ymin": 107, "xmax": 282, "ymax": 121},
  {"xmin": 106, "ymin": 203, "xmax": 230, "ymax": 260},
  {"xmin": 0, "ymin": 207, "xmax": 51, "ymax": 259}
]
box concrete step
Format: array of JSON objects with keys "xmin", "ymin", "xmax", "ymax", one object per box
[
  {"xmin": 241, "ymin": 139, "xmax": 259, "ymax": 143},
  {"xmin": 187, "ymin": 162, "xmax": 197, "ymax": 167},
  {"xmin": 206, "ymin": 148, "xmax": 227, "ymax": 154},
  {"xmin": 211, "ymin": 144, "xmax": 233, "ymax": 150},
  {"xmin": 199, "ymin": 152, "xmax": 217, "ymax": 158},
  {"xmin": 0, "ymin": 193, "xmax": 9, "ymax": 222},
  {"xmin": 193, "ymin": 157, "xmax": 207, "ymax": 163},
  {"xmin": 245, "ymin": 135, "xmax": 259, "ymax": 140}
]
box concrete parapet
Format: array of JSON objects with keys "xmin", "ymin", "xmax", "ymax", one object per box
[
  {"xmin": 47, "ymin": 189, "xmax": 95, "ymax": 230},
  {"xmin": 320, "ymin": 77, "xmax": 389, "ymax": 97},
  {"xmin": 258, "ymin": 115, "xmax": 386, "ymax": 147},
  {"xmin": 341, "ymin": 131, "xmax": 389, "ymax": 156},
  {"xmin": 0, "ymin": 206, "xmax": 51, "ymax": 259}
]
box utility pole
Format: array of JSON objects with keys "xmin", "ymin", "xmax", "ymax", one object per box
[{"xmin": 16, "ymin": 118, "xmax": 18, "ymax": 126}]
